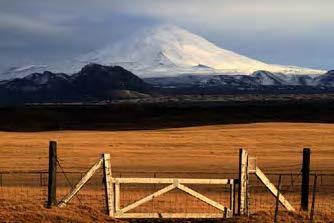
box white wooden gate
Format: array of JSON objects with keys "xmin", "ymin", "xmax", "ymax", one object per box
[
  {"xmin": 109, "ymin": 177, "xmax": 235, "ymax": 218},
  {"xmin": 57, "ymin": 150, "xmax": 295, "ymax": 218},
  {"xmin": 58, "ymin": 154, "xmax": 236, "ymax": 218}
]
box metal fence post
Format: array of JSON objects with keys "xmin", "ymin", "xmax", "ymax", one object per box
[
  {"xmin": 47, "ymin": 141, "xmax": 57, "ymax": 208},
  {"xmin": 301, "ymin": 148, "xmax": 311, "ymax": 211}
]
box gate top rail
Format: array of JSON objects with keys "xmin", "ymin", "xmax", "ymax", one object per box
[{"xmin": 112, "ymin": 177, "xmax": 237, "ymax": 184}]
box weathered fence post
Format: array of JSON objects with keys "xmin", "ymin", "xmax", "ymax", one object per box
[
  {"xmin": 102, "ymin": 153, "xmax": 114, "ymax": 217},
  {"xmin": 301, "ymin": 148, "xmax": 311, "ymax": 211},
  {"xmin": 310, "ymin": 174, "xmax": 317, "ymax": 222},
  {"xmin": 230, "ymin": 180, "xmax": 235, "ymax": 214},
  {"xmin": 238, "ymin": 148, "xmax": 248, "ymax": 215},
  {"xmin": 274, "ymin": 175, "xmax": 282, "ymax": 223},
  {"xmin": 233, "ymin": 180, "xmax": 237, "ymax": 215},
  {"xmin": 47, "ymin": 141, "xmax": 57, "ymax": 208}
]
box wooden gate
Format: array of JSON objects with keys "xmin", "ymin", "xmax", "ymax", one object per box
[
  {"xmin": 110, "ymin": 177, "xmax": 235, "ymax": 218},
  {"xmin": 56, "ymin": 149, "xmax": 295, "ymax": 218}
]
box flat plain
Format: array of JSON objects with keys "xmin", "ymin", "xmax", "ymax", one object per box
[
  {"xmin": 0, "ymin": 122, "xmax": 334, "ymax": 222},
  {"xmin": 0, "ymin": 122, "xmax": 333, "ymax": 172}
]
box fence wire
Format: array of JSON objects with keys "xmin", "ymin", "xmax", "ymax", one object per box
[
  {"xmin": 0, "ymin": 170, "xmax": 333, "ymax": 220},
  {"xmin": 248, "ymin": 172, "xmax": 334, "ymax": 221}
]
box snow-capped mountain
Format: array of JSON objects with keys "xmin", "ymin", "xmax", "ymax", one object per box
[
  {"xmin": 76, "ymin": 24, "xmax": 325, "ymax": 77},
  {"xmin": 0, "ymin": 24, "xmax": 325, "ymax": 81}
]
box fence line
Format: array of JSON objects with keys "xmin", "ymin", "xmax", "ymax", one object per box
[
  {"xmin": 0, "ymin": 171, "xmax": 333, "ymax": 188},
  {"xmin": 0, "ymin": 171, "xmax": 333, "ymax": 220}
]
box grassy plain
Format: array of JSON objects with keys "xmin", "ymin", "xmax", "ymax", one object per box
[
  {"xmin": 0, "ymin": 122, "xmax": 334, "ymax": 222},
  {"xmin": 0, "ymin": 122, "xmax": 333, "ymax": 172}
]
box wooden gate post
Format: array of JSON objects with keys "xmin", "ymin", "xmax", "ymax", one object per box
[
  {"xmin": 301, "ymin": 148, "xmax": 311, "ymax": 211},
  {"xmin": 47, "ymin": 141, "xmax": 57, "ymax": 208},
  {"xmin": 230, "ymin": 180, "xmax": 235, "ymax": 214},
  {"xmin": 102, "ymin": 153, "xmax": 114, "ymax": 217},
  {"xmin": 238, "ymin": 148, "xmax": 248, "ymax": 215}
]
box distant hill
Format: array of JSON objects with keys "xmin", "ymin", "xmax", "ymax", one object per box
[
  {"xmin": 1, "ymin": 63, "xmax": 334, "ymax": 105},
  {"xmin": 144, "ymin": 70, "xmax": 334, "ymax": 93},
  {"xmin": 0, "ymin": 64, "xmax": 151, "ymax": 104}
]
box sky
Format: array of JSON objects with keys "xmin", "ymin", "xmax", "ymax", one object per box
[{"xmin": 0, "ymin": 0, "xmax": 333, "ymax": 71}]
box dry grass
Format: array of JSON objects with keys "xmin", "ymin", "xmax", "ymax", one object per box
[
  {"xmin": 0, "ymin": 122, "xmax": 334, "ymax": 222},
  {"xmin": 0, "ymin": 186, "xmax": 333, "ymax": 222},
  {"xmin": 0, "ymin": 200, "xmax": 119, "ymax": 223},
  {"xmin": 0, "ymin": 122, "xmax": 334, "ymax": 172}
]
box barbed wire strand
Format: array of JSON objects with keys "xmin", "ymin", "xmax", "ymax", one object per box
[{"xmin": 56, "ymin": 158, "xmax": 82, "ymax": 205}]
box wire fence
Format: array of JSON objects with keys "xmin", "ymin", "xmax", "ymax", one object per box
[
  {"xmin": 248, "ymin": 172, "xmax": 334, "ymax": 221},
  {"xmin": 0, "ymin": 169, "xmax": 333, "ymax": 220}
]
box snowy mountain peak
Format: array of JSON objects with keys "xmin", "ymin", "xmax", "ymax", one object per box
[
  {"xmin": 77, "ymin": 24, "xmax": 325, "ymax": 77},
  {"xmin": 77, "ymin": 25, "xmax": 265, "ymax": 74},
  {"xmin": 0, "ymin": 24, "xmax": 326, "ymax": 80}
]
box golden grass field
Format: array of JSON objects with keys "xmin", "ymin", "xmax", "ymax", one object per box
[
  {"xmin": 0, "ymin": 122, "xmax": 334, "ymax": 222},
  {"xmin": 0, "ymin": 122, "xmax": 333, "ymax": 172}
]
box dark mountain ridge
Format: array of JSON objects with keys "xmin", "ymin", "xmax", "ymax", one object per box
[
  {"xmin": 1, "ymin": 63, "xmax": 334, "ymax": 105},
  {"xmin": 0, "ymin": 64, "xmax": 151, "ymax": 104}
]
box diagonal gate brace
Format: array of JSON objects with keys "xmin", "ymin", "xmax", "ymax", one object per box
[
  {"xmin": 58, "ymin": 158, "xmax": 103, "ymax": 207},
  {"xmin": 255, "ymin": 167, "xmax": 295, "ymax": 212}
]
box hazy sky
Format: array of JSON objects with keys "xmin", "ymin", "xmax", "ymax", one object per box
[{"xmin": 1, "ymin": 0, "xmax": 333, "ymax": 71}]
